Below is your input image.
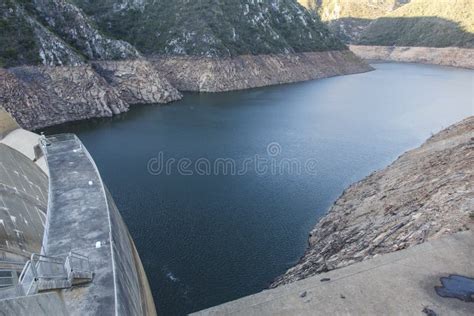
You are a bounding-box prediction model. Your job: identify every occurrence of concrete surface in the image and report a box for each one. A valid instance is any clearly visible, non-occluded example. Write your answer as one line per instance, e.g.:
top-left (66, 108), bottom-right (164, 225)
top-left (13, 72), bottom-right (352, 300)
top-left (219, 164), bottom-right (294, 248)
top-left (0, 108), bottom-right (47, 173)
top-left (0, 109), bottom-right (19, 139)
top-left (0, 292), bottom-right (68, 315)
top-left (41, 134), bottom-right (156, 315)
top-left (0, 129), bottom-right (47, 173)
top-left (0, 144), bottom-right (47, 269)
top-left (193, 231), bottom-right (474, 315)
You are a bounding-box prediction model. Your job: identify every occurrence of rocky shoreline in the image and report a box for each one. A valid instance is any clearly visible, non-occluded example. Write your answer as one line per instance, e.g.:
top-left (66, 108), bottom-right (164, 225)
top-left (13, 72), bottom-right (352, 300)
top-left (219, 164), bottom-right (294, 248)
top-left (0, 60), bottom-right (181, 130)
top-left (152, 51), bottom-right (371, 92)
top-left (350, 45), bottom-right (474, 69)
top-left (1, 51), bottom-right (371, 130)
top-left (271, 116), bottom-right (474, 287)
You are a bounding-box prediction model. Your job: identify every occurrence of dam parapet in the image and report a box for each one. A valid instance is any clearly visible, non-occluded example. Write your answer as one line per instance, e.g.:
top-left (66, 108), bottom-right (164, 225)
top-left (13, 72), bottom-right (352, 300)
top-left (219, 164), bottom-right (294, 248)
top-left (0, 120), bottom-right (155, 314)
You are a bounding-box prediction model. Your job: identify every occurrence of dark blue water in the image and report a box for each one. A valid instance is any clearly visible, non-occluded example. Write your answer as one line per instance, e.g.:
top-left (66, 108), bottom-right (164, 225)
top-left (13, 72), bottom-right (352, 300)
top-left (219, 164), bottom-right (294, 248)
top-left (42, 63), bottom-right (474, 315)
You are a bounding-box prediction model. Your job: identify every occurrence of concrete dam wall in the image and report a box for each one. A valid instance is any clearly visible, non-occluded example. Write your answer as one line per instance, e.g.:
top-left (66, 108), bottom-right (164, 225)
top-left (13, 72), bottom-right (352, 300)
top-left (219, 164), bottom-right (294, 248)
top-left (0, 111), bottom-right (156, 315)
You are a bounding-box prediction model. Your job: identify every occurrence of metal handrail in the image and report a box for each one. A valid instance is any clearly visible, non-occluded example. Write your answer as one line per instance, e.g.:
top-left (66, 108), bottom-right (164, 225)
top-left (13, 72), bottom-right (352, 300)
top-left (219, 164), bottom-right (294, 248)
top-left (18, 261), bottom-right (31, 283)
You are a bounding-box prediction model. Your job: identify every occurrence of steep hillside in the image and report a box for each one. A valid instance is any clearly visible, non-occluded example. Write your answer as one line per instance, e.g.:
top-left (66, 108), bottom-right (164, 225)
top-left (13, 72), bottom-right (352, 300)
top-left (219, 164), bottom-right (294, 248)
top-left (71, 0), bottom-right (345, 57)
top-left (1, 0), bottom-right (139, 67)
top-left (300, 0), bottom-right (408, 20)
top-left (358, 0), bottom-right (474, 48)
top-left (1, 1), bottom-right (41, 67)
top-left (298, 0), bottom-right (410, 42)
top-left (1, 0), bottom-right (371, 129)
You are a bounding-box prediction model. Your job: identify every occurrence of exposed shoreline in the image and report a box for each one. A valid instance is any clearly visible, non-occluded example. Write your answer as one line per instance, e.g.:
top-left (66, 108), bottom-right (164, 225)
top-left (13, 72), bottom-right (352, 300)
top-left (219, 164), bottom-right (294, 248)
top-left (0, 51), bottom-right (371, 130)
top-left (271, 116), bottom-right (474, 287)
top-left (152, 51), bottom-right (372, 92)
top-left (350, 45), bottom-right (474, 69)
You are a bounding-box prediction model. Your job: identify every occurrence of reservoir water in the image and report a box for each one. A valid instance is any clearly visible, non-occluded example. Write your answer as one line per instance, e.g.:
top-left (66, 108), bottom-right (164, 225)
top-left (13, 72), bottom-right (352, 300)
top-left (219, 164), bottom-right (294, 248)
top-left (42, 63), bottom-right (474, 315)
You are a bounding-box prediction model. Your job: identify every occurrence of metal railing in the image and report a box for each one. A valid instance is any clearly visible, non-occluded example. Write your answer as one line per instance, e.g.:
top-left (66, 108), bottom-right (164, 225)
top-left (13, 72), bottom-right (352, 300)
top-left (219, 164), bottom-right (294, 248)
top-left (0, 270), bottom-right (17, 289)
top-left (64, 252), bottom-right (91, 279)
top-left (13, 252), bottom-right (92, 297)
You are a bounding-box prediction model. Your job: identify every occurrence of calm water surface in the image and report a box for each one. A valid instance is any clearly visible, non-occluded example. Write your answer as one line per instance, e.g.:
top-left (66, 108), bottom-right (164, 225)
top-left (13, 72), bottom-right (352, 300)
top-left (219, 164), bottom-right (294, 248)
top-left (42, 63), bottom-right (474, 315)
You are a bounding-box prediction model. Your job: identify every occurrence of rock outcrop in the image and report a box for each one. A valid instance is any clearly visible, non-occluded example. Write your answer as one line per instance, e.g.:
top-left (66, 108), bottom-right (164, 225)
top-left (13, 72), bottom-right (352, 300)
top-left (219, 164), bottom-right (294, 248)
top-left (0, 66), bottom-right (128, 130)
top-left (350, 45), bottom-right (474, 70)
top-left (153, 50), bottom-right (371, 92)
top-left (271, 117), bottom-right (474, 287)
top-left (0, 61), bottom-right (184, 130)
top-left (92, 60), bottom-right (182, 104)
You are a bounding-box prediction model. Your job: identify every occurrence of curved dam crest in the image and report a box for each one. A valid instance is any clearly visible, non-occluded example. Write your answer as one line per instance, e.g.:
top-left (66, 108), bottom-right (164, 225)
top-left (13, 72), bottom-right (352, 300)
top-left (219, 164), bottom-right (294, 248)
top-left (41, 63), bottom-right (474, 315)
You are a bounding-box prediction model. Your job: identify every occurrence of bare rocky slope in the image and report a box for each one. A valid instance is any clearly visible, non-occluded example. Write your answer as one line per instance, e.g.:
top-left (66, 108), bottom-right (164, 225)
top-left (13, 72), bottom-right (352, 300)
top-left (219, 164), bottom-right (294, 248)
top-left (271, 116), bottom-right (474, 287)
top-left (92, 60), bottom-right (182, 104)
top-left (0, 66), bottom-right (128, 130)
top-left (153, 51), bottom-right (370, 92)
top-left (0, 62), bottom-right (181, 130)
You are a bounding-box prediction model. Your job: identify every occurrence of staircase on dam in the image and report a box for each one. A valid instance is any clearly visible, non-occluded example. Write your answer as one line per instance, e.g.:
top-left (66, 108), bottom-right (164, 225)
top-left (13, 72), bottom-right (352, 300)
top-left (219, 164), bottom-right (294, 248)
top-left (18, 252), bottom-right (93, 296)
top-left (0, 251), bottom-right (93, 300)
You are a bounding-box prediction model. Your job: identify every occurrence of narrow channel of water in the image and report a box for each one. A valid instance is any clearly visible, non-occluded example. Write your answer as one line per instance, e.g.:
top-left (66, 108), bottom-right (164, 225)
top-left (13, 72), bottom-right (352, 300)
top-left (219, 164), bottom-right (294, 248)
top-left (42, 63), bottom-right (474, 315)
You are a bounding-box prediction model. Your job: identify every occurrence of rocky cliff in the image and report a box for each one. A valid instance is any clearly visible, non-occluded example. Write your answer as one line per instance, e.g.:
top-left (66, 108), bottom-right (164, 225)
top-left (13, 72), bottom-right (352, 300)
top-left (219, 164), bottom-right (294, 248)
top-left (271, 116), bottom-right (474, 287)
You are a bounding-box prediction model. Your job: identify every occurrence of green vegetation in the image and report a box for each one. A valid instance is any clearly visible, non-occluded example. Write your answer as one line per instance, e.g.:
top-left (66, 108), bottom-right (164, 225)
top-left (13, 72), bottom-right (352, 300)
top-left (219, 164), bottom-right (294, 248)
top-left (358, 0), bottom-right (474, 47)
top-left (0, 1), bottom-right (40, 67)
top-left (302, 0), bottom-right (474, 48)
top-left (1, 0), bottom-right (346, 66)
top-left (71, 0), bottom-right (345, 57)
top-left (299, 0), bottom-right (407, 20)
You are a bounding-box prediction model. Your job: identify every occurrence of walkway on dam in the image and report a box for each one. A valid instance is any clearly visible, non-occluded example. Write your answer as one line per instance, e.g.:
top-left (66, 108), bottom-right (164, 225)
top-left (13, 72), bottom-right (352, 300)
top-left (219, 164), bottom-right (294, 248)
top-left (194, 231), bottom-right (473, 315)
top-left (36, 134), bottom-right (154, 315)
